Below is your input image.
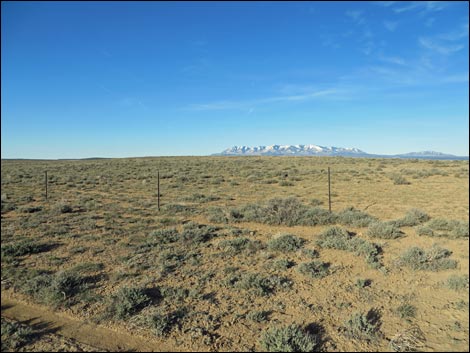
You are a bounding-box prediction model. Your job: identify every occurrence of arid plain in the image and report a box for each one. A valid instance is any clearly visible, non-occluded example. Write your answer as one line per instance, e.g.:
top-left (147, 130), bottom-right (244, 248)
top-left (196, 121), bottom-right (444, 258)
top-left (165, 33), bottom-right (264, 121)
top-left (1, 156), bottom-right (468, 352)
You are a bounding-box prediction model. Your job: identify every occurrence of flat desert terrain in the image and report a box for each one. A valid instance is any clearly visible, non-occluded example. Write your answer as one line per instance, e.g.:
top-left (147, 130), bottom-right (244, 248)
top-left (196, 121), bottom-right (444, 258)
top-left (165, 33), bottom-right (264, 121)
top-left (1, 156), bottom-right (468, 352)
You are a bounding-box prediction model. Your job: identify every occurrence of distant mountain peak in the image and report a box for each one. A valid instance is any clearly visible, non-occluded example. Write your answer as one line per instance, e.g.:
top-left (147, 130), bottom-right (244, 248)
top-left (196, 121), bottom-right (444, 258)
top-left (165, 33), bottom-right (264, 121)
top-left (219, 144), bottom-right (366, 156)
top-left (213, 145), bottom-right (467, 160)
top-left (398, 151), bottom-right (452, 156)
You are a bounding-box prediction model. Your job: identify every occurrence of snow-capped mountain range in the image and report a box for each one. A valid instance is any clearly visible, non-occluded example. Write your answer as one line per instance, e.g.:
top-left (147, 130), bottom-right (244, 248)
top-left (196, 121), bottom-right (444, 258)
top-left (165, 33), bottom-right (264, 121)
top-left (220, 144), bottom-right (365, 156)
top-left (214, 145), bottom-right (467, 159)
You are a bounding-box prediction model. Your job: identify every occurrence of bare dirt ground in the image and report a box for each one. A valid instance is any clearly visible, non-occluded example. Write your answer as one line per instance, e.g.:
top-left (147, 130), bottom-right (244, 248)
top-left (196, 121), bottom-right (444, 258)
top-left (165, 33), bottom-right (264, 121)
top-left (2, 294), bottom-right (172, 351)
top-left (1, 156), bottom-right (468, 352)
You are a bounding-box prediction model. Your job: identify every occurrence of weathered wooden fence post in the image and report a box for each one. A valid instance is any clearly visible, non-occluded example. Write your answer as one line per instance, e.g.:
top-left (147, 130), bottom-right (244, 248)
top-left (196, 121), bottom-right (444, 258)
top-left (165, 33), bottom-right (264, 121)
top-left (157, 170), bottom-right (160, 211)
top-left (328, 167), bottom-right (331, 212)
top-left (45, 171), bottom-right (48, 201)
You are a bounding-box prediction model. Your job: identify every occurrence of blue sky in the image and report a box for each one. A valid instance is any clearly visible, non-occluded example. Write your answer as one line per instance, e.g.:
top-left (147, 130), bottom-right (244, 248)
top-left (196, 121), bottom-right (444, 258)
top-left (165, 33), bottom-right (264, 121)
top-left (2, 1), bottom-right (469, 158)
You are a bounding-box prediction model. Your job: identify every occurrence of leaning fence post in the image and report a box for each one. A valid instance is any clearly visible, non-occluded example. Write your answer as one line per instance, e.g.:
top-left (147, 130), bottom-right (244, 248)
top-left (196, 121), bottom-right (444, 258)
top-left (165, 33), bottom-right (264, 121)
top-left (328, 167), bottom-right (331, 212)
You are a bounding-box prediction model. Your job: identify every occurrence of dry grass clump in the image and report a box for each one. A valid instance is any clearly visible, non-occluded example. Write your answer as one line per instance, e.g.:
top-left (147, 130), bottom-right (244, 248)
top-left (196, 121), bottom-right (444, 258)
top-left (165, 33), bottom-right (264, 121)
top-left (389, 174), bottom-right (411, 185)
top-left (394, 303), bottom-right (417, 320)
top-left (389, 325), bottom-right (426, 352)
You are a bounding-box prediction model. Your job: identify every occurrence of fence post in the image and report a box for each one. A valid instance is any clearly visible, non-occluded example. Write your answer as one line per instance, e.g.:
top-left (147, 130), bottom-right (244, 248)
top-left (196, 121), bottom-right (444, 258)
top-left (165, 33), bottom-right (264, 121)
top-left (45, 171), bottom-right (48, 201)
top-left (328, 167), bottom-right (331, 212)
top-left (157, 170), bottom-right (160, 211)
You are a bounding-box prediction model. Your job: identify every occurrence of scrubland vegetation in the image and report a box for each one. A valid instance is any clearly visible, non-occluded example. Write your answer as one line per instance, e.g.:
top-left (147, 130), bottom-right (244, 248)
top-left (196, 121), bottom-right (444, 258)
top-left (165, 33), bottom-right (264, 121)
top-left (1, 156), bottom-right (468, 352)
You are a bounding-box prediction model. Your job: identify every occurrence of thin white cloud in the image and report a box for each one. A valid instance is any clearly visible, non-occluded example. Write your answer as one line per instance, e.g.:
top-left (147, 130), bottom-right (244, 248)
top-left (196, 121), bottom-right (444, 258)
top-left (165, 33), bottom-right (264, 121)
top-left (267, 90), bottom-right (339, 102)
top-left (187, 89), bottom-right (342, 111)
top-left (394, 1), bottom-right (448, 14)
top-left (438, 23), bottom-right (469, 41)
top-left (383, 20), bottom-right (398, 32)
top-left (394, 2), bottom-right (421, 13)
top-left (419, 37), bottom-right (465, 55)
top-left (424, 1), bottom-right (448, 12)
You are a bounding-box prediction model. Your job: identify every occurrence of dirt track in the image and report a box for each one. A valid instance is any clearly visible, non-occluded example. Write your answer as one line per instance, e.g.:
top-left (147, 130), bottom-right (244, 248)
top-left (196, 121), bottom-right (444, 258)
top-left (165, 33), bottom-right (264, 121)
top-left (1, 293), bottom-right (177, 352)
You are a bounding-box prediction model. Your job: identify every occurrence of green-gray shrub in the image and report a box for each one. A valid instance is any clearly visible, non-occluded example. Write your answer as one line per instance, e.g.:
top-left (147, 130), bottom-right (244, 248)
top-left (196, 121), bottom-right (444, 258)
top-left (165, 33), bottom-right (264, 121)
top-left (262, 197), bottom-right (309, 226)
top-left (231, 273), bottom-right (292, 296)
top-left (298, 261), bottom-right (330, 279)
top-left (336, 207), bottom-right (376, 227)
top-left (301, 248), bottom-right (319, 259)
top-left (247, 310), bottom-right (270, 323)
top-left (452, 222), bottom-right (469, 238)
top-left (23, 269), bottom-right (87, 307)
top-left (302, 207), bottom-right (337, 226)
top-left (316, 227), bottom-right (382, 268)
top-left (107, 286), bottom-right (152, 319)
top-left (180, 222), bottom-right (218, 244)
top-left (18, 206), bottom-right (43, 213)
top-left (272, 259), bottom-right (295, 271)
top-left (416, 225), bottom-right (434, 237)
top-left (162, 203), bottom-right (197, 215)
top-left (315, 226), bottom-right (351, 250)
top-left (391, 209), bottom-right (430, 227)
top-left (427, 219), bottom-right (459, 231)
top-left (445, 275), bottom-right (469, 291)
top-left (417, 220), bottom-right (468, 238)
top-left (150, 228), bottom-right (179, 244)
top-left (147, 308), bottom-right (187, 336)
top-left (367, 222), bottom-right (404, 239)
top-left (394, 303), bottom-right (417, 319)
top-left (1, 240), bottom-right (48, 257)
top-left (398, 245), bottom-right (458, 271)
top-left (268, 234), bottom-right (306, 252)
top-left (260, 324), bottom-right (319, 352)
top-left (218, 237), bottom-right (261, 254)
top-left (207, 207), bottom-right (229, 223)
top-left (343, 310), bottom-right (381, 341)
top-left (1, 318), bottom-right (34, 351)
